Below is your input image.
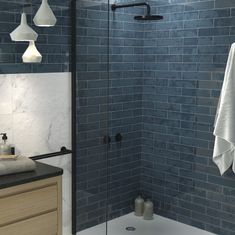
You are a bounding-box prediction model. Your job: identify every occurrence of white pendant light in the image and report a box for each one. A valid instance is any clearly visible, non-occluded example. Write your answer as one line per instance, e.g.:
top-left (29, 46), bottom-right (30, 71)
top-left (10, 13), bottom-right (38, 41)
top-left (33, 0), bottom-right (57, 27)
top-left (22, 41), bottom-right (42, 63)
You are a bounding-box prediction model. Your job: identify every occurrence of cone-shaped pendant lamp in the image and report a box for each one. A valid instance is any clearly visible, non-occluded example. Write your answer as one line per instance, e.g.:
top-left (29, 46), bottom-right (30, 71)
top-left (33, 0), bottom-right (57, 27)
top-left (22, 41), bottom-right (42, 63)
top-left (10, 13), bottom-right (38, 41)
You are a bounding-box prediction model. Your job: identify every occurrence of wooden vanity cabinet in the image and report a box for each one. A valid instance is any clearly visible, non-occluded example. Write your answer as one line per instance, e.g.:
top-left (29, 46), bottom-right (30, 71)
top-left (0, 176), bottom-right (62, 235)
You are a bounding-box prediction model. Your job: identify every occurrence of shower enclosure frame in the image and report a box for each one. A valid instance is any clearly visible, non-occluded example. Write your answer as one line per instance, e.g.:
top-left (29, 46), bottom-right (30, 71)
top-left (70, 0), bottom-right (162, 233)
top-left (71, 0), bottom-right (77, 234)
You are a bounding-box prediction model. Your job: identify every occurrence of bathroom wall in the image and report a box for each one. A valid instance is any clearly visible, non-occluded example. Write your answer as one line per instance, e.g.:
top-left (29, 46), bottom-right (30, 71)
top-left (0, 1), bottom-right (72, 234)
top-left (141, 0), bottom-right (235, 234)
top-left (0, 72), bottom-right (72, 234)
top-left (109, 0), bottom-right (143, 221)
top-left (0, 72), bottom-right (71, 156)
top-left (76, 0), bottom-right (143, 231)
top-left (0, 0), bottom-right (71, 154)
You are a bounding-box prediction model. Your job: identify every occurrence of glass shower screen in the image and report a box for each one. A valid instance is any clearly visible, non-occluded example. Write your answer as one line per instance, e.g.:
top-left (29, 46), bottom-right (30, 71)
top-left (75, 0), bottom-right (143, 234)
top-left (75, 0), bottom-right (110, 234)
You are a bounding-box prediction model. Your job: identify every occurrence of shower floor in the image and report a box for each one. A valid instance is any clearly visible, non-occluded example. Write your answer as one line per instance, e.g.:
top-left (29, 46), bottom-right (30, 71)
top-left (78, 213), bottom-right (215, 235)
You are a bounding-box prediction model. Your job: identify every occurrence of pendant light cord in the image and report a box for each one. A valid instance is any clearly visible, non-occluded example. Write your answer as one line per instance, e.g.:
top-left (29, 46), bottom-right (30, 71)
top-left (30, 0), bottom-right (33, 70)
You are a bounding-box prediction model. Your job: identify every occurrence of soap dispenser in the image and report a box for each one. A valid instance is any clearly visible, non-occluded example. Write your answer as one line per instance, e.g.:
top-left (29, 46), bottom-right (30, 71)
top-left (0, 133), bottom-right (11, 155)
top-left (143, 199), bottom-right (154, 220)
top-left (134, 195), bottom-right (144, 216)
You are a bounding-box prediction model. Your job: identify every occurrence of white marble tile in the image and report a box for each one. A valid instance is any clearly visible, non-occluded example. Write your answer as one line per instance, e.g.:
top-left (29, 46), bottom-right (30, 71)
top-left (0, 74), bottom-right (13, 115)
top-left (46, 111), bottom-right (71, 150)
top-left (0, 72), bottom-right (71, 156)
top-left (12, 111), bottom-right (71, 156)
top-left (12, 112), bottom-right (67, 156)
top-left (39, 154), bottom-right (72, 235)
top-left (12, 73), bottom-right (71, 115)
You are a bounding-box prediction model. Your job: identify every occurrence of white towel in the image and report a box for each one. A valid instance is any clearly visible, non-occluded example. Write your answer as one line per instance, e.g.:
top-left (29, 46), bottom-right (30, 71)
top-left (0, 156), bottom-right (36, 176)
top-left (213, 43), bottom-right (235, 175)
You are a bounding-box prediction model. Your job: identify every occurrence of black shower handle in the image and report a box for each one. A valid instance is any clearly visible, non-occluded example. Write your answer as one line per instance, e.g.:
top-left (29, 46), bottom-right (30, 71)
top-left (115, 133), bottom-right (123, 142)
top-left (103, 135), bottom-right (111, 144)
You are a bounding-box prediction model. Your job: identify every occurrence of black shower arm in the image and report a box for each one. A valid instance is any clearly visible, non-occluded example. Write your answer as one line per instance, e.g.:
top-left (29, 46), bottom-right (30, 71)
top-left (111, 2), bottom-right (151, 15)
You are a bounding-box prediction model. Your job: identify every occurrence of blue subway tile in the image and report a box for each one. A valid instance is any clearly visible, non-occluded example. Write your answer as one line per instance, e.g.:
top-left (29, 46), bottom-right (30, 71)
top-left (184, 19), bottom-right (213, 29)
top-left (199, 9), bottom-right (230, 19)
top-left (215, 0), bottom-right (235, 8)
top-left (199, 27), bottom-right (230, 36)
top-left (184, 1), bottom-right (214, 11)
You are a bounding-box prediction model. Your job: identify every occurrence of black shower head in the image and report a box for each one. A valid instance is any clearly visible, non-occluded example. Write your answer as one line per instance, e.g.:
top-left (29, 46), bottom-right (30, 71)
top-left (111, 3), bottom-right (163, 21)
top-left (134, 14), bottom-right (163, 20)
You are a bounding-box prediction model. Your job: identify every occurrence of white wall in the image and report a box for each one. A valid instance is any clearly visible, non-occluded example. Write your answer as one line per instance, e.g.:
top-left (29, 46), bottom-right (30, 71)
top-left (0, 72), bottom-right (71, 156)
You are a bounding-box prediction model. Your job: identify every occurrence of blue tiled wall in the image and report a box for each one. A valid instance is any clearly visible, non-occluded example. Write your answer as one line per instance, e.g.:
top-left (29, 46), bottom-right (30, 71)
top-left (0, 0), bottom-right (70, 74)
top-left (141, 0), bottom-right (235, 234)
top-left (76, 0), bottom-right (235, 234)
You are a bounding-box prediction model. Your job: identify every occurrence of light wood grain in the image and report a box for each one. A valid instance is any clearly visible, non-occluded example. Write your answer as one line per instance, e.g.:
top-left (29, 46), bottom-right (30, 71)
top-left (0, 176), bottom-right (62, 234)
top-left (0, 211), bottom-right (57, 235)
top-left (57, 176), bottom-right (62, 235)
top-left (0, 177), bottom-right (58, 198)
top-left (0, 185), bottom-right (57, 226)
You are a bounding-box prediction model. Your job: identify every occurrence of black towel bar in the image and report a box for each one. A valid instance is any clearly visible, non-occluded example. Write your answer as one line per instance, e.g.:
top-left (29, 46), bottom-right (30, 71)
top-left (30, 147), bottom-right (72, 160)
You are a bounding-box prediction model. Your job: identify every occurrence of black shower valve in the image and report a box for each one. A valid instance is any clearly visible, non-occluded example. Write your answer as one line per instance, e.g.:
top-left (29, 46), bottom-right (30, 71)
top-left (115, 133), bottom-right (123, 142)
top-left (103, 135), bottom-right (111, 144)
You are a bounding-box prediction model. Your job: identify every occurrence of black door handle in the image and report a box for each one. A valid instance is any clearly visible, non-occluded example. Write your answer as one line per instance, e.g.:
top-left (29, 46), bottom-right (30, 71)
top-left (115, 133), bottom-right (123, 142)
top-left (103, 135), bottom-right (111, 144)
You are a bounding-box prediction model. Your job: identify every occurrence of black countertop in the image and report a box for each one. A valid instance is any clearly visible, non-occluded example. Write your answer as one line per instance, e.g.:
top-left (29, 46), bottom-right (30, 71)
top-left (0, 161), bottom-right (63, 189)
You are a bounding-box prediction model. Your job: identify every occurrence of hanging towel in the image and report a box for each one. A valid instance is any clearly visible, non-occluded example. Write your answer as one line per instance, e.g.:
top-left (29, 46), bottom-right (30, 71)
top-left (213, 43), bottom-right (235, 175)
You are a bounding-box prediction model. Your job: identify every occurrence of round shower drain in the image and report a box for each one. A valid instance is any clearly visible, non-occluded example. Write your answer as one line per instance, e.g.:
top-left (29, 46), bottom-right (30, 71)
top-left (126, 227), bottom-right (136, 231)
